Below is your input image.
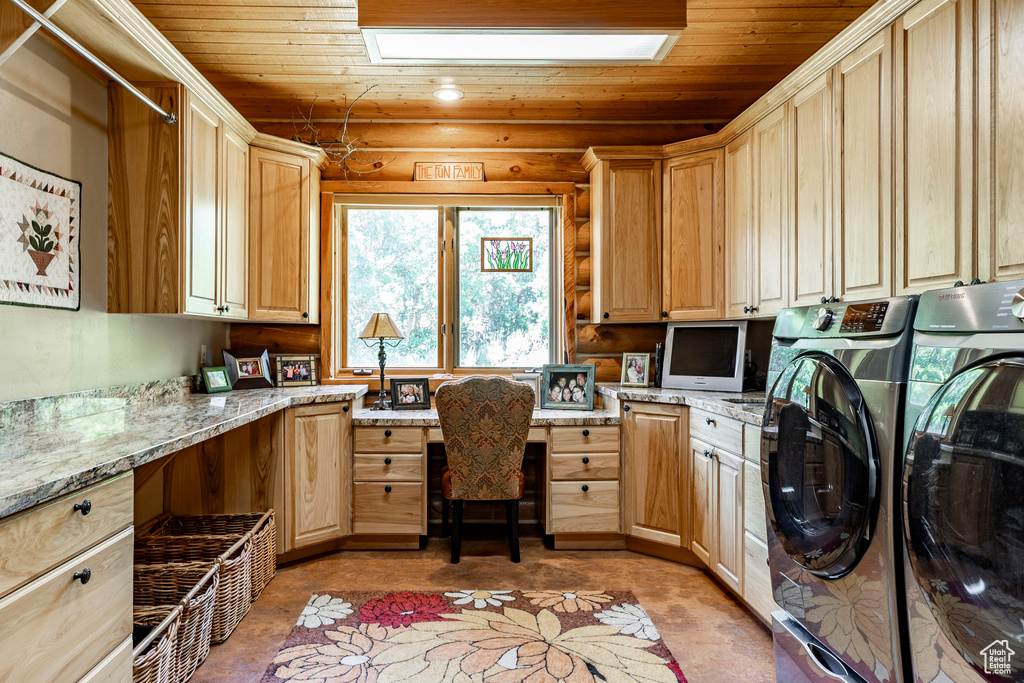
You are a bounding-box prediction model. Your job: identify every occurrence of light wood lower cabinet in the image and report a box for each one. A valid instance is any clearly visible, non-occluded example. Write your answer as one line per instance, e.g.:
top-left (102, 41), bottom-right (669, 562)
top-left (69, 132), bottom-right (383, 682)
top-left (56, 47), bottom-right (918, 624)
top-left (352, 482), bottom-right (425, 534)
top-left (77, 636), bottom-right (132, 683)
top-left (352, 426), bottom-right (426, 536)
top-left (690, 439), bottom-right (715, 566)
top-left (286, 403), bottom-right (351, 549)
top-left (742, 455), bottom-right (774, 625)
top-left (547, 426), bottom-right (621, 535)
top-left (623, 403), bottom-right (688, 547)
top-left (690, 436), bottom-right (745, 594)
top-left (548, 481), bottom-right (620, 533)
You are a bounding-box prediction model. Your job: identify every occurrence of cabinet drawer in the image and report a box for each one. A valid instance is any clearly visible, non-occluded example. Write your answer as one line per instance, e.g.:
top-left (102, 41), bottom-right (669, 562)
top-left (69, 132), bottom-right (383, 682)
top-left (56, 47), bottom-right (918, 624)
top-left (0, 473), bottom-right (133, 598)
top-left (743, 532), bottom-right (774, 625)
top-left (78, 636), bottom-right (131, 683)
top-left (550, 426), bottom-right (619, 453)
top-left (548, 481), bottom-right (620, 533)
top-left (550, 453), bottom-right (620, 481)
top-left (354, 454), bottom-right (423, 482)
top-left (743, 460), bottom-right (767, 543)
top-left (0, 528), bottom-right (133, 683)
top-left (352, 482), bottom-right (423, 534)
top-left (689, 408), bottom-right (744, 455)
top-left (354, 427), bottom-right (424, 453)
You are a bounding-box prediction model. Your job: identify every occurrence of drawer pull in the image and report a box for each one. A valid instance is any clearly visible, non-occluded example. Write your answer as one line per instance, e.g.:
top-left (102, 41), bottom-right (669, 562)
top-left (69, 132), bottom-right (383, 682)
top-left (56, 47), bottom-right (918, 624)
top-left (582, 429), bottom-right (590, 437)
top-left (73, 499), bottom-right (92, 516)
top-left (705, 417), bottom-right (716, 426)
top-left (581, 484), bottom-right (589, 492)
top-left (384, 429), bottom-right (392, 437)
top-left (582, 457), bottom-right (590, 464)
top-left (73, 567), bottom-right (91, 585)
top-left (384, 485), bottom-right (392, 493)
top-left (623, 405), bottom-right (631, 412)
top-left (384, 457), bottom-right (392, 465)
top-left (343, 405), bottom-right (349, 413)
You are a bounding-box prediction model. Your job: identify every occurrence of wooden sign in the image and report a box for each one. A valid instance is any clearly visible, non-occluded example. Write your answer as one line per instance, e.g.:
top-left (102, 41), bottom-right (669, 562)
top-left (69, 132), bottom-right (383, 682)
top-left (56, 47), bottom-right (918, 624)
top-left (414, 162), bottom-right (485, 182)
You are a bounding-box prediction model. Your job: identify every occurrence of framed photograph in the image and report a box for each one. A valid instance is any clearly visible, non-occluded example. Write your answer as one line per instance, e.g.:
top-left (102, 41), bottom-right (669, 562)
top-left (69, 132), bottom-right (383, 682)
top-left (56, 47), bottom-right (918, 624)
top-left (222, 348), bottom-right (274, 390)
top-left (275, 354), bottom-right (319, 387)
top-left (510, 373), bottom-right (542, 409)
top-left (540, 364), bottom-right (595, 411)
top-left (200, 366), bottom-right (232, 394)
top-left (620, 352), bottom-right (652, 388)
top-left (390, 378), bottom-right (430, 410)
top-left (481, 237), bottom-right (533, 272)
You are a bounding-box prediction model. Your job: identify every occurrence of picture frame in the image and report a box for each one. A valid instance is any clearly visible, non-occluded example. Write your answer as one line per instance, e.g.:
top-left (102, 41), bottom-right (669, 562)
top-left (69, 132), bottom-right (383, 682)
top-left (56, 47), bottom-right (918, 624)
top-left (480, 237), bottom-right (533, 272)
top-left (510, 373), bottom-right (542, 409)
top-left (620, 352), bottom-right (652, 388)
top-left (222, 348), bottom-right (274, 390)
top-left (275, 354), bottom-right (319, 387)
top-left (540, 364), bottom-right (595, 411)
top-left (200, 366), bottom-right (232, 394)
top-left (390, 378), bottom-right (430, 410)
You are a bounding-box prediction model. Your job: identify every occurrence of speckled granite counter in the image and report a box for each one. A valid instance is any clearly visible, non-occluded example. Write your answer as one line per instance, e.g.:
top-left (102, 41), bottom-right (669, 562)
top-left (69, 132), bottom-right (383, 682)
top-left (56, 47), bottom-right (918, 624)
top-left (597, 384), bottom-right (766, 427)
top-left (352, 407), bottom-right (620, 427)
top-left (0, 379), bottom-right (367, 519)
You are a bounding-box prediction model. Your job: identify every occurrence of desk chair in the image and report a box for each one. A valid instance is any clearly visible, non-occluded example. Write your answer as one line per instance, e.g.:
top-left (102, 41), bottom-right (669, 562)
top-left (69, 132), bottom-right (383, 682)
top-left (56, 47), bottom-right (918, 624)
top-left (435, 376), bottom-right (534, 564)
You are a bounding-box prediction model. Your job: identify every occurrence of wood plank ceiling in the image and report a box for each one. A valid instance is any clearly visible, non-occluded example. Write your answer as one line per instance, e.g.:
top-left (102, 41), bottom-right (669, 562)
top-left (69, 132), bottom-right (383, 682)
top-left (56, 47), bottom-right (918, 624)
top-left (130, 0), bottom-right (875, 125)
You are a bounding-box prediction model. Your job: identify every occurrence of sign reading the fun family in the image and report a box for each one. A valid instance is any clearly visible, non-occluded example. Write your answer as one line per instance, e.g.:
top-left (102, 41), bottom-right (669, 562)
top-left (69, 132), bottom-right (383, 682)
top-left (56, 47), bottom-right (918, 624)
top-left (481, 237), bottom-right (533, 273)
top-left (0, 152), bottom-right (81, 310)
top-left (414, 162), bottom-right (484, 182)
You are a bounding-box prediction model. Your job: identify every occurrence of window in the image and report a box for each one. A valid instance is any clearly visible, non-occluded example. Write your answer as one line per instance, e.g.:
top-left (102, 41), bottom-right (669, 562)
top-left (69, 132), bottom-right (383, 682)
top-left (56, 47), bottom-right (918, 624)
top-left (335, 196), bottom-right (559, 375)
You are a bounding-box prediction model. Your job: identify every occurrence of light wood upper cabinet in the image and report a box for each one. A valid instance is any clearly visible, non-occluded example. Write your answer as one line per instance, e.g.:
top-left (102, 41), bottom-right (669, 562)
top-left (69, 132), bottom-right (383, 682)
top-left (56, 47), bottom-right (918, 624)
top-left (894, 0), bottom-right (975, 294)
top-left (833, 29), bottom-right (894, 301)
top-left (753, 106), bottom-right (790, 317)
top-left (184, 97), bottom-right (220, 316)
top-left (220, 126), bottom-right (249, 319)
top-left (662, 150), bottom-right (725, 320)
top-left (623, 403), bottom-right (688, 547)
top-left (286, 402), bottom-right (351, 549)
top-left (724, 131), bottom-right (755, 318)
top-left (790, 74), bottom-right (833, 307)
top-left (249, 140), bottom-right (322, 323)
top-left (584, 152), bottom-right (663, 323)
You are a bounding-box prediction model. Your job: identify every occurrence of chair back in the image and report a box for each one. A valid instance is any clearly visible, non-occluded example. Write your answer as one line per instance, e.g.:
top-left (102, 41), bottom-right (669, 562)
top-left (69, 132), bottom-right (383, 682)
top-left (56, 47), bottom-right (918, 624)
top-left (435, 376), bottom-right (534, 500)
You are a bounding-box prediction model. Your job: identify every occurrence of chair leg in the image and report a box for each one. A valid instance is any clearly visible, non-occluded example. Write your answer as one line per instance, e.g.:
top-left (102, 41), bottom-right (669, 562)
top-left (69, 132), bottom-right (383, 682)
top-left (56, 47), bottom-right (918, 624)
top-left (441, 497), bottom-right (451, 538)
top-left (451, 500), bottom-right (463, 564)
top-left (505, 500), bottom-right (520, 563)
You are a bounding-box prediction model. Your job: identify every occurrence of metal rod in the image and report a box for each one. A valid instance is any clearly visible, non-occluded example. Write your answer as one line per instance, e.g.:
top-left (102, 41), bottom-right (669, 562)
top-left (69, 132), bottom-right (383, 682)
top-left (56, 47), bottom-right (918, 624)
top-left (7, 0), bottom-right (177, 125)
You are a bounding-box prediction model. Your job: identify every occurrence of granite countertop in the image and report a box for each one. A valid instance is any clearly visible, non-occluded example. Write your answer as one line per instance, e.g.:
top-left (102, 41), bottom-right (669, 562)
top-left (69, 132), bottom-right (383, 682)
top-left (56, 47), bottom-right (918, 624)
top-left (597, 384), bottom-right (767, 427)
top-left (0, 379), bottom-right (367, 519)
top-left (353, 407), bottom-right (620, 427)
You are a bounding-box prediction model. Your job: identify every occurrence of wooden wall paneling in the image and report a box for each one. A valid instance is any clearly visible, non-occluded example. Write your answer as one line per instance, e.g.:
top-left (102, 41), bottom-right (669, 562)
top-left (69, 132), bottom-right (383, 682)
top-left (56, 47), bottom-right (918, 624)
top-left (977, 0), bottom-right (1024, 281)
top-left (319, 192), bottom-right (336, 375)
top-left (894, 0), bottom-right (975, 294)
top-left (229, 323), bottom-right (321, 354)
top-left (575, 323), bottom-right (667, 356)
top-left (789, 72), bottom-right (834, 306)
top-left (219, 125), bottom-right (249, 319)
top-left (562, 192), bottom-right (577, 363)
top-left (753, 105), bottom-right (790, 316)
top-left (833, 29), bottom-right (894, 301)
top-left (183, 94), bottom-right (221, 316)
top-left (725, 131), bottom-right (753, 318)
top-left (577, 356), bottom-right (623, 383)
top-left (662, 149), bottom-right (725, 320)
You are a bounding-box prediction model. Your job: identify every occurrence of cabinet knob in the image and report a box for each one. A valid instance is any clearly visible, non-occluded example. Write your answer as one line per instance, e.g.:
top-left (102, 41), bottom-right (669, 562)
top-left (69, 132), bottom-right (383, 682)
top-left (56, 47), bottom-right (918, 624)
top-left (582, 429), bottom-right (590, 437)
top-left (705, 417), bottom-right (716, 426)
top-left (342, 405), bottom-right (349, 413)
top-left (703, 449), bottom-right (711, 458)
top-left (743, 306), bottom-right (750, 313)
top-left (623, 404), bottom-right (631, 412)
top-left (820, 297), bottom-right (828, 304)
top-left (661, 311), bottom-right (668, 318)
top-left (384, 485), bottom-right (392, 493)
top-left (302, 311), bottom-right (310, 319)
top-left (384, 429), bottom-right (392, 437)
top-left (73, 499), bottom-right (91, 516)
top-left (73, 568), bottom-right (91, 585)
top-left (602, 312), bottom-right (610, 319)
top-left (828, 296), bottom-right (838, 304)
top-left (582, 457), bottom-right (590, 464)
top-left (971, 278), bottom-right (984, 285)
top-left (581, 484), bottom-right (589, 492)
top-left (384, 457), bottom-right (392, 465)
top-left (751, 306), bottom-right (759, 314)
top-left (216, 306), bottom-right (225, 313)
top-left (223, 305), bottom-right (230, 313)
top-left (954, 280), bottom-right (965, 287)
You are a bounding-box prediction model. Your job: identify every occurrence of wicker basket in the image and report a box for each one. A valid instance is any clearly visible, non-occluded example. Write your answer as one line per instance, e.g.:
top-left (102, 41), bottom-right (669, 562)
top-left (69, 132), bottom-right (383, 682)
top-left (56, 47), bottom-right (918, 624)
top-left (132, 605), bottom-right (180, 683)
top-left (145, 510), bottom-right (277, 600)
top-left (135, 534), bottom-right (253, 644)
top-left (134, 563), bottom-right (219, 683)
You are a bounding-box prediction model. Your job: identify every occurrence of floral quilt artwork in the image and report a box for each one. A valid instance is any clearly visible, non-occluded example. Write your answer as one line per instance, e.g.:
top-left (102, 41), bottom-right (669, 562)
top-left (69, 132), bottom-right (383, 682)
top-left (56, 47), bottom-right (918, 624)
top-left (0, 152), bottom-right (81, 310)
top-left (264, 590), bottom-right (688, 683)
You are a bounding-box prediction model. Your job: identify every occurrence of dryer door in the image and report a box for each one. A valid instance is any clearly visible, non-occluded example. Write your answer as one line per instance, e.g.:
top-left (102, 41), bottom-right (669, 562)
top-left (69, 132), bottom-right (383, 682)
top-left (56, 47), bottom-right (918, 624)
top-left (762, 353), bottom-right (879, 579)
top-left (904, 358), bottom-right (1024, 681)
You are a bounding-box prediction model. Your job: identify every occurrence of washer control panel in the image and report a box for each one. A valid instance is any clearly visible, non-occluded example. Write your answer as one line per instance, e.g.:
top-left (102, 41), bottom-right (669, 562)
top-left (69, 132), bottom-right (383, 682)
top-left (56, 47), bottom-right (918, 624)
top-left (840, 301), bottom-right (890, 333)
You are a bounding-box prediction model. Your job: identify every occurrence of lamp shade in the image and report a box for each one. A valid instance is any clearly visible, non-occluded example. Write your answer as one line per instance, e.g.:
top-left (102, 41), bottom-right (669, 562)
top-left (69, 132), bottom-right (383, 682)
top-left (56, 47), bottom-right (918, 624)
top-left (358, 312), bottom-right (405, 340)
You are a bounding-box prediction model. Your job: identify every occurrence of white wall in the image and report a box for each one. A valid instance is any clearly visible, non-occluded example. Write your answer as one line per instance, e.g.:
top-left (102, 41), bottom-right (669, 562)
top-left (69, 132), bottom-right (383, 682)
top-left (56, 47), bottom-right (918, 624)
top-left (0, 36), bottom-right (228, 402)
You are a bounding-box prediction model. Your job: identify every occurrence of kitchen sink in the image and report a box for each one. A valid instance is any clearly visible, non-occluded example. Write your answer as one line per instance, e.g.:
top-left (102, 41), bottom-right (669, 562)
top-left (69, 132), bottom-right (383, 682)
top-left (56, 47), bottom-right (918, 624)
top-left (721, 397), bottom-right (765, 406)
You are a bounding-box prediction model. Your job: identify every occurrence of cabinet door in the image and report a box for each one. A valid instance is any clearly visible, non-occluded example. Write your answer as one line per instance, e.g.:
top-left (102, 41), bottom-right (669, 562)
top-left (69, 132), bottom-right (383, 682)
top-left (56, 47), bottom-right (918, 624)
top-left (895, 0), bottom-right (974, 294)
top-left (753, 106), bottom-right (789, 316)
top-left (593, 159), bottom-right (662, 323)
top-left (662, 150), bottom-right (724, 320)
top-left (833, 29), bottom-right (894, 301)
top-left (725, 131), bottom-right (754, 318)
top-left (689, 437), bottom-right (715, 566)
top-left (977, 0), bottom-right (1024, 281)
top-left (249, 147), bottom-right (311, 322)
top-left (183, 96), bottom-right (220, 316)
top-left (219, 126), bottom-right (248, 319)
top-left (714, 449), bottom-right (744, 593)
top-left (790, 74), bottom-right (833, 306)
top-left (624, 403), bottom-right (687, 546)
top-left (286, 403), bottom-right (350, 549)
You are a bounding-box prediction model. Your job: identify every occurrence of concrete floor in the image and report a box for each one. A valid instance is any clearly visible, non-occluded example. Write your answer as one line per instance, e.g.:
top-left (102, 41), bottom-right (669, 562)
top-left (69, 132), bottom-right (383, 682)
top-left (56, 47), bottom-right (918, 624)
top-left (193, 534), bottom-right (776, 683)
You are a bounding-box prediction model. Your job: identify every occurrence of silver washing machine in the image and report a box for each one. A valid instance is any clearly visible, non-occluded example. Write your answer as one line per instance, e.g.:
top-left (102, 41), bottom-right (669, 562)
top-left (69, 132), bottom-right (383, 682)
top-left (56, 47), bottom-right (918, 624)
top-left (902, 280), bottom-right (1024, 683)
top-left (762, 296), bottom-right (917, 683)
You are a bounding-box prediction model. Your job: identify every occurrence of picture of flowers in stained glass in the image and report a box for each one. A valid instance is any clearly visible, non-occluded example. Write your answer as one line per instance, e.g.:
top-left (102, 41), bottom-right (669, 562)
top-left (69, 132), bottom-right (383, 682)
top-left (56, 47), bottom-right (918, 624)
top-left (480, 237), bottom-right (533, 273)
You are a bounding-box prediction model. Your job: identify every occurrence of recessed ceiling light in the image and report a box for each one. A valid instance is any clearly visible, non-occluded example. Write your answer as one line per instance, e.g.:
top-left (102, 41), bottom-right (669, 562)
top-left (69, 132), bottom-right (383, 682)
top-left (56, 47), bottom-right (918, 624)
top-left (433, 86), bottom-right (464, 101)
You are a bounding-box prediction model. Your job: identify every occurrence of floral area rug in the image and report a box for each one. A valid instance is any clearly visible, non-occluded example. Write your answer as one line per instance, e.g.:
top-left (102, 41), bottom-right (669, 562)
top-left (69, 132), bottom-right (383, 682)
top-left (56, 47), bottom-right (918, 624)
top-left (262, 590), bottom-right (688, 683)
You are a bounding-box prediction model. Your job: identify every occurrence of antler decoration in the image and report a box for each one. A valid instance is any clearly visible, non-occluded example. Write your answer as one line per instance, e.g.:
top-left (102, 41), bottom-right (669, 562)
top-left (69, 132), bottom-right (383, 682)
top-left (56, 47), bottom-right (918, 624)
top-left (292, 85), bottom-right (394, 185)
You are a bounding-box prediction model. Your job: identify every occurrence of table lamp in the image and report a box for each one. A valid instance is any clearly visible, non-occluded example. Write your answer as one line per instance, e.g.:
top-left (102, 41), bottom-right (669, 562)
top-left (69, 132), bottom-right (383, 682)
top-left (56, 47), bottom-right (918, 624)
top-left (358, 312), bottom-right (405, 410)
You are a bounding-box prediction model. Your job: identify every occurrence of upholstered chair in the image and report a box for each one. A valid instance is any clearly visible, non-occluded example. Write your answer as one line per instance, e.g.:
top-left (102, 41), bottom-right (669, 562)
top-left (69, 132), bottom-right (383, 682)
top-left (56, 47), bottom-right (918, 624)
top-left (435, 375), bottom-right (535, 563)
